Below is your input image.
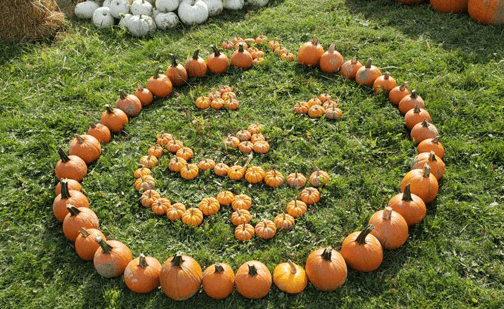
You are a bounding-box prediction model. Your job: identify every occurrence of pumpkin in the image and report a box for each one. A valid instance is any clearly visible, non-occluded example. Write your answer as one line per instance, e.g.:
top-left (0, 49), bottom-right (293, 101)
top-left (231, 43), bottom-right (253, 69)
top-left (319, 43), bottom-right (343, 73)
top-left (245, 166), bottom-right (266, 184)
top-left (231, 193), bottom-right (252, 211)
top-left (410, 119), bottom-right (439, 144)
top-left (109, 0), bottom-right (130, 18)
top-left (253, 140), bottom-right (270, 154)
top-left (115, 90), bottom-right (142, 118)
top-left (75, 228), bottom-right (105, 261)
top-left (185, 49), bottom-right (207, 78)
top-left (431, 0), bottom-right (468, 13)
top-left (274, 213), bottom-right (295, 230)
top-left (250, 133), bottom-right (265, 143)
top-left (274, 45), bottom-right (288, 56)
top-left (293, 101), bottom-right (309, 114)
top-left (268, 39), bottom-right (280, 50)
top-left (182, 208), bottom-right (204, 226)
top-left (155, 12), bottom-right (180, 30)
top-left (355, 58), bottom-right (382, 87)
top-left (198, 158), bottom-right (216, 170)
top-left (388, 82), bottom-right (410, 106)
top-left (180, 164), bottom-right (199, 180)
top-left (286, 200), bottom-right (307, 218)
top-left (309, 170), bottom-right (330, 187)
top-left (368, 207), bottom-right (409, 249)
top-left (255, 219), bottom-right (277, 240)
top-left (264, 170), bottom-right (284, 187)
top-left (140, 189), bottom-right (160, 208)
top-left (55, 178), bottom-right (82, 196)
top-left (151, 198), bottom-right (171, 215)
top-left (235, 261), bottom-right (272, 299)
top-left (286, 172), bottom-right (306, 188)
top-left (305, 247), bottom-right (347, 291)
top-left (398, 90), bottom-right (425, 115)
top-left (224, 136), bottom-right (240, 149)
top-left (176, 147), bottom-right (194, 161)
top-left (131, 0), bottom-right (153, 16)
top-left (217, 190), bottom-right (235, 206)
top-left (127, 14), bottom-right (156, 38)
top-left (225, 99), bottom-right (240, 110)
top-left (388, 184), bottom-right (427, 226)
top-left (93, 236), bottom-right (132, 278)
top-left (340, 57), bottom-right (363, 79)
top-left (168, 156), bottom-right (187, 172)
top-left (147, 144), bottom-right (164, 158)
top-left (231, 208), bottom-right (251, 226)
top-left (69, 134), bottom-right (101, 164)
top-left (247, 123), bottom-right (264, 134)
top-left (63, 205), bottom-right (99, 242)
top-left (235, 222), bottom-right (255, 241)
top-left (207, 45), bottom-right (229, 74)
top-left (411, 151), bottom-right (446, 180)
top-left (166, 203), bottom-right (186, 221)
top-left (417, 136), bottom-right (444, 158)
top-left (341, 225), bottom-right (383, 272)
top-left (468, 0), bottom-right (504, 25)
top-left (166, 54), bottom-right (188, 87)
top-left (372, 72), bottom-right (397, 94)
top-left (146, 67), bottom-right (173, 98)
top-left (298, 37), bottom-right (324, 67)
top-left (178, 0), bottom-right (209, 25)
top-left (394, 0), bottom-right (424, 4)
top-left (306, 97), bottom-right (321, 108)
top-left (100, 105), bottom-right (128, 133)
top-left (221, 39), bottom-right (234, 50)
top-left (214, 162), bottom-right (230, 176)
top-left (228, 165), bottom-right (245, 181)
top-left (198, 197), bottom-right (220, 216)
top-left (124, 254), bottom-right (162, 294)
top-left (139, 155), bottom-right (158, 168)
top-left (160, 253), bottom-right (203, 300)
top-left (75, 0), bottom-right (100, 19)
top-left (166, 139), bottom-right (184, 153)
top-left (55, 148), bottom-right (87, 181)
top-left (273, 261), bottom-right (308, 294)
top-left (134, 175), bottom-right (155, 191)
top-left (53, 181), bottom-right (90, 222)
top-left (325, 106), bottom-right (343, 120)
top-left (405, 105), bottom-right (432, 130)
top-left (156, 0), bottom-right (179, 12)
top-left (255, 34), bottom-right (268, 44)
top-left (203, 0), bottom-right (223, 16)
top-left (239, 141), bottom-right (254, 153)
top-left (202, 263), bottom-right (235, 299)
top-left (210, 97), bottom-right (225, 109)
top-left (323, 99), bottom-right (339, 109)
top-left (195, 96), bottom-right (210, 109)
top-left (236, 129), bottom-right (251, 141)
top-left (87, 123), bottom-right (111, 144)
top-left (400, 164), bottom-right (439, 203)
top-left (308, 105), bottom-right (325, 118)
top-left (300, 187), bottom-right (320, 205)
top-left (219, 84), bottom-right (233, 93)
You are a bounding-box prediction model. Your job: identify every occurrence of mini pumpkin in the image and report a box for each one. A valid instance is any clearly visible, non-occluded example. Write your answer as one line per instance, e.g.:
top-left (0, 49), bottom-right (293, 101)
top-left (198, 159), bottom-right (216, 170)
top-left (168, 156), bottom-right (187, 172)
top-left (355, 58), bottom-right (382, 87)
top-left (134, 175), bottom-right (155, 191)
top-left (139, 155), bottom-right (158, 168)
top-left (198, 197), bottom-right (220, 216)
top-left (224, 136), bottom-right (240, 149)
top-left (166, 139), bottom-right (184, 153)
top-left (286, 172), bottom-right (306, 188)
top-left (273, 261), bottom-right (308, 294)
top-left (63, 205), bottom-right (99, 242)
top-left (228, 165), bottom-right (245, 181)
top-left (151, 198), bottom-right (171, 215)
top-left (250, 133), bottom-right (265, 143)
top-left (309, 170), bottom-right (330, 187)
top-left (236, 129), bottom-right (251, 141)
top-left (231, 193), bottom-right (252, 211)
top-left (255, 219), bottom-right (277, 240)
top-left (147, 144), bottom-right (164, 158)
top-left (182, 208), bottom-right (204, 226)
top-left (245, 165), bottom-right (266, 184)
top-left (286, 200), bottom-right (307, 218)
top-left (405, 105), bottom-right (432, 130)
top-left (156, 133), bottom-right (174, 146)
top-left (231, 208), bottom-right (251, 226)
top-left (235, 222), bottom-right (255, 241)
top-left (264, 170), bottom-right (284, 187)
top-left (214, 162), bottom-right (230, 176)
top-left (293, 101), bottom-right (309, 114)
top-left (166, 203), bottom-right (186, 221)
top-left (274, 213), bottom-right (295, 230)
top-left (247, 123), bottom-right (264, 134)
top-left (140, 189), bottom-right (160, 208)
top-left (308, 105), bottom-right (325, 118)
top-left (176, 147), bottom-right (194, 161)
top-left (180, 164), bottom-right (199, 180)
top-left (225, 99), bottom-right (240, 110)
top-left (239, 141), bottom-right (254, 153)
top-left (253, 140), bottom-right (270, 154)
top-left (325, 106), bottom-right (343, 120)
top-left (300, 187), bottom-right (320, 205)
top-left (195, 96), bottom-right (210, 109)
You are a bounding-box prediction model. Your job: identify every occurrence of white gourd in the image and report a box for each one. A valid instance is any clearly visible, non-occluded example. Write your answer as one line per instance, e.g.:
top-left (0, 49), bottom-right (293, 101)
top-left (202, 0), bottom-right (223, 16)
top-left (223, 0), bottom-right (244, 10)
top-left (109, 0), bottom-right (130, 19)
top-left (119, 13), bottom-right (134, 29)
top-left (156, 0), bottom-right (180, 12)
top-left (154, 12), bottom-right (179, 30)
top-left (102, 0), bottom-right (112, 8)
top-left (131, 0), bottom-right (153, 16)
top-left (142, 15), bottom-right (157, 33)
top-left (178, 0), bottom-right (208, 25)
top-left (93, 7), bottom-right (115, 28)
top-left (126, 15), bottom-right (151, 37)
top-left (74, 1), bottom-right (100, 19)
top-left (247, 0), bottom-right (268, 6)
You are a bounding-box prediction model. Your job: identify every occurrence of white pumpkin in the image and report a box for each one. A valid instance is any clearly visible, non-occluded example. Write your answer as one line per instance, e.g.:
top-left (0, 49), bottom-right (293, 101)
top-left (247, 0), bottom-right (268, 6)
top-left (223, 0), bottom-right (243, 10)
top-left (156, 0), bottom-right (180, 12)
top-left (93, 7), bottom-right (115, 28)
top-left (143, 15), bottom-right (157, 33)
top-left (202, 0), bottom-right (222, 16)
top-left (178, 0), bottom-right (208, 25)
top-left (119, 13), bottom-right (134, 29)
top-left (102, 0), bottom-right (112, 8)
top-left (131, 0), bottom-right (153, 16)
top-left (126, 15), bottom-right (153, 37)
top-left (109, 0), bottom-right (130, 19)
top-left (155, 12), bottom-right (179, 29)
top-left (74, 1), bottom-right (100, 19)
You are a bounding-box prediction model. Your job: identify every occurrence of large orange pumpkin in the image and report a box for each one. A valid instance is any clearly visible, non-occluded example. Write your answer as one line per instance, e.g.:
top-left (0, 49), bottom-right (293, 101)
top-left (124, 254), bottom-right (162, 294)
top-left (305, 247), bottom-right (347, 291)
top-left (69, 134), bottom-right (101, 164)
top-left (235, 260), bottom-right (272, 299)
top-left (55, 148), bottom-right (87, 182)
top-left (160, 253), bottom-right (202, 301)
top-left (341, 225), bottom-right (383, 272)
top-left (202, 263), bottom-right (235, 299)
top-left (273, 260), bottom-right (308, 294)
top-left (400, 164), bottom-right (439, 203)
top-left (431, 0), bottom-right (468, 13)
top-left (388, 184), bottom-right (427, 226)
top-left (298, 37), bottom-right (324, 67)
top-left (368, 207), bottom-right (409, 250)
top-left (468, 0), bottom-right (504, 25)
top-left (62, 205), bottom-right (99, 242)
top-left (93, 237), bottom-right (132, 278)
top-left (166, 53), bottom-right (188, 87)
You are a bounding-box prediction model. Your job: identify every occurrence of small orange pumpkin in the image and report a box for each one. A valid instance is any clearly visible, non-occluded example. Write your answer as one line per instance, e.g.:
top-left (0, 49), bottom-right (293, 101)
top-left (300, 187), bottom-right (320, 205)
top-left (182, 208), bottom-right (204, 226)
top-left (217, 190), bottom-right (235, 206)
top-left (355, 58), bottom-right (382, 87)
top-left (124, 254), bottom-right (162, 294)
top-left (341, 225), bottom-right (383, 272)
top-left (228, 165), bottom-right (245, 181)
top-left (274, 213), bottom-right (295, 230)
top-left (372, 72), bottom-right (397, 94)
top-left (286, 172), bottom-right (306, 188)
top-left (245, 165), bottom-right (266, 184)
top-left (134, 175), bottom-right (156, 192)
top-left (319, 43), bottom-right (343, 73)
top-left (368, 207), bottom-right (409, 249)
top-left (235, 222), bottom-right (255, 241)
top-left (231, 194), bottom-right (252, 211)
top-left (198, 197), bottom-right (220, 216)
top-left (298, 37), bottom-right (324, 67)
top-left (405, 105), bottom-right (432, 130)
top-left (213, 163), bottom-right (230, 176)
top-left (69, 134), bottom-right (101, 164)
top-left (239, 141), bottom-right (254, 153)
top-left (55, 148), bottom-right (87, 182)
top-left (140, 189), bottom-right (160, 208)
top-left (231, 208), bottom-right (251, 226)
top-left (411, 151), bottom-right (446, 180)
top-left (151, 198), bottom-right (171, 215)
top-left (146, 67), bottom-right (173, 98)
top-left (139, 155), bottom-right (158, 169)
top-left (168, 156), bottom-right (187, 172)
top-left (166, 139), bottom-right (184, 153)
top-left (231, 43), bottom-right (253, 69)
top-left (286, 200), bottom-right (307, 218)
top-left (185, 49), bottom-right (207, 78)
top-left (53, 181), bottom-right (90, 222)
top-left (340, 57), bottom-right (362, 79)
top-left (166, 203), bottom-right (186, 221)
top-left (388, 184), bottom-right (427, 226)
top-left (176, 147), bottom-right (194, 161)
top-left (305, 247), bottom-right (347, 291)
top-left (410, 119), bottom-right (439, 144)
top-left (253, 140), bottom-right (270, 154)
top-left (100, 105), bottom-right (128, 133)
top-left (87, 123), bottom-right (111, 144)
top-left (400, 164), bottom-right (439, 203)
top-left (198, 159), bottom-right (216, 170)
top-left (134, 83), bottom-right (153, 106)
top-left (147, 144), bottom-right (164, 158)
top-left (236, 129), bottom-right (251, 141)
top-left (273, 261), bottom-right (308, 294)
top-left (388, 82), bottom-right (410, 106)
top-left (308, 105), bottom-right (326, 118)
top-left (309, 170), bottom-right (330, 187)
top-left (115, 90), bottom-right (142, 117)
top-left (180, 164), bottom-right (199, 180)
top-left (93, 236), bottom-right (132, 278)
top-left (55, 178), bottom-right (82, 196)
top-left (264, 170), bottom-right (284, 187)
top-left (417, 136), bottom-right (444, 159)
top-left (166, 53), bottom-right (188, 87)
top-left (75, 228), bottom-right (105, 261)
top-left (202, 263), bottom-right (235, 299)
top-left (255, 219), bottom-right (277, 240)
top-left (224, 136), bottom-right (240, 149)
top-left (293, 101), bottom-right (309, 114)
top-left (398, 90), bottom-right (425, 115)
top-left (325, 106), bottom-right (343, 120)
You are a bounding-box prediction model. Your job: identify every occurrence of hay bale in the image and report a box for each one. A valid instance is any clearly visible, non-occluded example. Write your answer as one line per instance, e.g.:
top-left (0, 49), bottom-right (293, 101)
top-left (0, 0), bottom-right (66, 42)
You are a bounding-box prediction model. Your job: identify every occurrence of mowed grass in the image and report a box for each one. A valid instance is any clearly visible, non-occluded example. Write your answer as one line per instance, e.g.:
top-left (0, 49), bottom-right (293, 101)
top-left (1, 0), bottom-right (504, 308)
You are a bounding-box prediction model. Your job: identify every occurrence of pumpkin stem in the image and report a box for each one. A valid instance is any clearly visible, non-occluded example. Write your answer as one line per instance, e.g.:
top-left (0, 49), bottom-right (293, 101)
top-left (211, 44), bottom-right (220, 57)
top-left (382, 207), bottom-right (393, 220)
top-left (119, 90), bottom-right (126, 100)
top-left (356, 225), bottom-right (374, 245)
top-left (214, 262), bottom-right (225, 273)
top-left (79, 227), bottom-right (90, 238)
top-left (170, 53), bottom-right (178, 67)
top-left (248, 264), bottom-right (258, 276)
top-left (321, 247), bottom-right (333, 260)
top-left (422, 164), bottom-right (432, 178)
top-left (432, 136), bottom-right (441, 143)
top-left (238, 43), bottom-right (244, 53)
top-left (421, 119), bottom-right (429, 128)
top-left (58, 148), bottom-right (70, 163)
top-left (413, 104), bottom-right (421, 113)
top-left (192, 49), bottom-right (200, 60)
top-left (287, 260), bottom-right (297, 274)
top-left (74, 134), bottom-right (85, 144)
top-left (351, 56), bottom-right (358, 64)
top-left (95, 236), bottom-right (113, 254)
top-left (365, 58), bottom-right (372, 68)
top-left (139, 254), bottom-right (148, 268)
top-left (328, 43), bottom-right (335, 53)
top-left (66, 204), bottom-right (81, 216)
top-left (60, 179), bottom-right (71, 199)
top-left (154, 67), bottom-right (161, 79)
top-left (137, 83), bottom-right (143, 91)
top-left (105, 104), bottom-right (114, 114)
top-left (311, 37), bottom-right (318, 46)
top-left (384, 72), bottom-right (390, 80)
top-left (172, 253), bottom-right (184, 267)
top-left (410, 90), bottom-right (417, 98)
top-left (89, 122), bottom-right (97, 129)
top-left (399, 82), bottom-right (408, 91)
top-left (402, 184), bottom-right (413, 201)
top-left (429, 151), bottom-right (437, 162)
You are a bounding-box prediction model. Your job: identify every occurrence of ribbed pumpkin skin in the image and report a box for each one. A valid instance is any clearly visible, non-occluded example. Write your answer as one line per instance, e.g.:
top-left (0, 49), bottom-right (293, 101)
top-left (305, 247), bottom-right (347, 291)
top-left (53, 189), bottom-right (90, 222)
top-left (160, 254), bottom-right (202, 301)
top-left (400, 167), bottom-right (439, 203)
top-left (69, 134), bottom-right (102, 164)
top-left (235, 261), bottom-right (272, 299)
top-left (341, 228), bottom-right (383, 272)
top-left (273, 261), bottom-right (308, 294)
top-left (93, 239), bottom-right (132, 278)
top-left (468, 0), bottom-right (504, 25)
top-left (202, 263), bottom-right (235, 299)
top-left (75, 228), bottom-right (105, 260)
top-left (411, 151), bottom-right (446, 180)
top-left (124, 255), bottom-right (162, 294)
top-left (431, 0), bottom-right (468, 13)
top-left (62, 207), bottom-right (99, 242)
top-left (368, 208), bottom-right (409, 250)
top-left (388, 185), bottom-right (427, 226)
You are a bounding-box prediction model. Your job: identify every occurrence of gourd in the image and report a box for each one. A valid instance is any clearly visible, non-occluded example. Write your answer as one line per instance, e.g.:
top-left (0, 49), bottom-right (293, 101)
top-left (160, 253), bottom-right (203, 300)
top-left (109, 0), bottom-right (130, 19)
top-left (75, 1), bottom-right (100, 19)
top-left (178, 0), bottom-right (209, 25)
top-left (131, 0), bottom-right (153, 16)
top-left (223, 0), bottom-right (245, 10)
top-left (92, 7), bottom-right (115, 28)
top-left (156, 0), bottom-right (180, 12)
top-left (203, 0), bottom-right (224, 16)
top-left (155, 12), bottom-right (179, 30)
top-left (235, 261), bottom-right (272, 299)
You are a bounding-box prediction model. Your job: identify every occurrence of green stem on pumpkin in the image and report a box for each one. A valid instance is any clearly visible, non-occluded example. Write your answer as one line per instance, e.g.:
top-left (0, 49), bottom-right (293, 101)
top-left (192, 49), bottom-right (200, 60)
top-left (60, 179), bottom-right (71, 199)
top-left (95, 236), bottom-right (112, 254)
top-left (211, 45), bottom-right (220, 57)
top-left (238, 43), bottom-right (244, 53)
top-left (170, 53), bottom-right (178, 67)
top-left (429, 151), bottom-right (437, 162)
top-left (58, 148), bottom-right (70, 163)
top-left (172, 253), bottom-right (184, 267)
top-left (139, 254), bottom-right (148, 268)
top-left (402, 184), bottom-right (413, 201)
top-left (79, 227), bottom-right (90, 238)
top-left (66, 204), bottom-right (81, 216)
top-left (214, 262), bottom-right (225, 273)
top-left (365, 58), bottom-right (372, 68)
top-left (410, 90), bottom-right (417, 98)
top-left (356, 225), bottom-right (374, 245)
top-left (322, 246), bottom-right (333, 260)
top-left (154, 67), bottom-right (161, 79)
top-left (119, 90), bottom-right (126, 100)
top-left (248, 264), bottom-right (258, 276)
top-left (105, 104), bottom-right (114, 113)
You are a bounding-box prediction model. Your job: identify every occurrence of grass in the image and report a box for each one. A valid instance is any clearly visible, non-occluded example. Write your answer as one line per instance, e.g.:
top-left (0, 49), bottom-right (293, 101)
top-left (1, 0), bottom-right (504, 308)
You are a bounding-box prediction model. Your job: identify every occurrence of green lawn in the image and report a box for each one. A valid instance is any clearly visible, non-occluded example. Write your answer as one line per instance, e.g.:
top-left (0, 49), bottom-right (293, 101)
top-left (1, 0), bottom-right (503, 308)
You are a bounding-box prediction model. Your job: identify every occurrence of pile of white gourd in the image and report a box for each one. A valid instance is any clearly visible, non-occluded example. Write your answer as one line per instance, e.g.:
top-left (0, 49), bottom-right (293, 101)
top-left (74, 0), bottom-right (270, 37)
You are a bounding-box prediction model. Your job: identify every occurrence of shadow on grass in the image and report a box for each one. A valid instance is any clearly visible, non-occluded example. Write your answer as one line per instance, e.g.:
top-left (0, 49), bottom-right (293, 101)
top-left (345, 0), bottom-right (504, 64)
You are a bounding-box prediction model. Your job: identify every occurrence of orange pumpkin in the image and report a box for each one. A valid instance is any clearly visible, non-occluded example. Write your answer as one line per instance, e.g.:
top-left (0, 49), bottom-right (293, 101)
top-left (236, 129), bottom-right (251, 141)
top-left (388, 184), bottom-right (427, 226)
top-left (168, 156), bottom-right (187, 172)
top-left (231, 208), bottom-right (251, 226)
top-left (75, 228), bottom-right (105, 261)
top-left (160, 254), bottom-right (202, 301)
top-left (214, 162), bottom-right (230, 176)
top-left (247, 123), bottom-right (264, 134)
top-left (411, 151), bottom-right (446, 180)
top-left (250, 133), bottom-right (265, 143)
top-left (341, 225), bottom-right (383, 272)
top-left (180, 164), bottom-right (199, 180)
top-left (146, 67), bottom-right (173, 98)
top-left (300, 187), bottom-right (320, 205)
top-left (273, 261), bottom-right (308, 294)
top-left (202, 263), bottom-right (235, 299)
top-left (293, 101), bottom-right (309, 114)
top-left (55, 148), bottom-right (87, 182)
top-left (69, 134), bottom-right (101, 164)
top-left (255, 219), bottom-right (277, 240)
top-left (139, 155), bottom-right (158, 169)
top-left (308, 105), bottom-right (325, 118)
top-left (134, 83), bottom-right (153, 106)
top-left (53, 181), bottom-right (90, 222)
top-left (224, 136), bottom-right (240, 149)
top-left (235, 261), bottom-right (272, 299)
top-left (340, 57), bottom-right (362, 79)
top-left (410, 119), bottom-right (439, 144)
top-left (140, 189), bottom-right (159, 208)
top-left (166, 53), bottom-right (188, 87)
top-left (198, 159), bottom-right (216, 170)
top-left (264, 170), bottom-right (284, 187)
top-left (216, 190), bottom-right (234, 206)
top-left (176, 147), bottom-right (193, 161)
top-left (182, 208), bottom-right (204, 226)
top-left (100, 105), bottom-right (128, 133)
top-left (388, 82), bottom-right (410, 106)
top-left (245, 165), bottom-right (266, 184)
top-left (198, 197), bottom-right (220, 216)
top-left (400, 164), bottom-right (439, 203)
top-left (147, 144), bottom-right (164, 158)
top-left (166, 139), bottom-right (184, 153)
top-left (239, 141), bottom-right (254, 153)
top-left (231, 43), bottom-right (253, 69)
top-left (186, 49), bottom-right (207, 78)
top-left (156, 132), bottom-right (173, 146)
top-left (151, 198), bottom-right (171, 215)
top-left (305, 247), bottom-right (347, 291)
top-left (115, 90), bottom-right (142, 117)
top-left (468, 0), bottom-right (504, 25)
top-left (368, 207), bottom-right (409, 249)
top-left (134, 167), bottom-right (151, 179)
top-left (87, 123), bottom-right (111, 144)
top-left (134, 175), bottom-right (155, 192)
top-left (166, 203), bottom-right (186, 221)
top-left (62, 205), bottom-right (99, 242)
top-left (355, 58), bottom-right (382, 87)
top-left (325, 107), bottom-right (343, 120)
top-left (309, 170), bottom-right (330, 187)
top-left (195, 96), bottom-right (210, 109)
top-left (298, 37), bottom-right (324, 67)
top-left (93, 236), bottom-right (132, 278)
top-left (235, 222), bottom-right (255, 241)
top-left (207, 45), bottom-right (229, 74)
top-left (417, 136), bottom-right (444, 159)
top-left (286, 172), bottom-right (306, 188)
top-left (372, 72), bottom-right (397, 94)
top-left (286, 200), bottom-right (307, 218)
top-left (231, 194), bottom-right (252, 211)
top-left (54, 178), bottom-right (82, 196)
top-left (124, 254), bottom-right (162, 294)
top-left (274, 213), bottom-right (295, 230)
top-left (431, 0), bottom-right (468, 14)
top-left (405, 105), bottom-right (432, 130)
top-left (398, 90), bottom-right (425, 115)
top-left (252, 140), bottom-right (270, 154)
top-left (228, 165), bottom-right (245, 181)
top-left (319, 43), bottom-right (343, 73)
